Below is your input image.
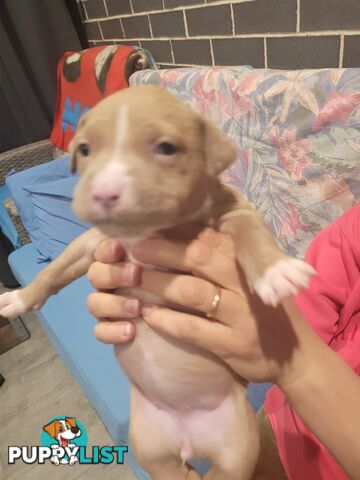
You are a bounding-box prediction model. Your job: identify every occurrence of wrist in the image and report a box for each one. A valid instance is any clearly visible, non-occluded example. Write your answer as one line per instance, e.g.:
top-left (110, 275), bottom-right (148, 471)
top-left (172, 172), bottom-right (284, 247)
top-left (273, 298), bottom-right (317, 390)
top-left (275, 346), bottom-right (309, 392)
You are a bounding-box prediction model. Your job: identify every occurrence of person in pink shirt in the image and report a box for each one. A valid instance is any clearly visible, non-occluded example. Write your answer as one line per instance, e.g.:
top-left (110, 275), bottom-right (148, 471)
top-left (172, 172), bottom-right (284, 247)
top-left (264, 203), bottom-right (360, 480)
top-left (87, 204), bottom-right (360, 480)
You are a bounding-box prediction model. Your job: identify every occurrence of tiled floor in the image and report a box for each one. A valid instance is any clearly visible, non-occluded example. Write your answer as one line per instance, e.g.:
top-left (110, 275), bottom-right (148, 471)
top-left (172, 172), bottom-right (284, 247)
top-left (0, 286), bottom-right (136, 480)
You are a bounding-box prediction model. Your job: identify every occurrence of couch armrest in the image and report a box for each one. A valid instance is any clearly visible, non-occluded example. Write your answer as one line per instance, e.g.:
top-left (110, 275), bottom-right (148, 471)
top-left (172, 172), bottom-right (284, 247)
top-left (0, 139), bottom-right (54, 185)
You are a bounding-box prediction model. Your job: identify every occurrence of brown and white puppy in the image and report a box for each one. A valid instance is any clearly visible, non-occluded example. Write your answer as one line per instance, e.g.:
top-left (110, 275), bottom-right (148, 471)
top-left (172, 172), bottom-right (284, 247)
top-left (0, 86), bottom-right (314, 479)
top-left (43, 417), bottom-right (81, 465)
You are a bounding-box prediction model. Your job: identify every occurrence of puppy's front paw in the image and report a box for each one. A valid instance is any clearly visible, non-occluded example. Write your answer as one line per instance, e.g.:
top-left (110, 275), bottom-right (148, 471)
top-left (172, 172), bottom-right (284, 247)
top-left (50, 456), bottom-right (60, 466)
top-left (0, 290), bottom-right (26, 318)
top-left (254, 258), bottom-right (316, 307)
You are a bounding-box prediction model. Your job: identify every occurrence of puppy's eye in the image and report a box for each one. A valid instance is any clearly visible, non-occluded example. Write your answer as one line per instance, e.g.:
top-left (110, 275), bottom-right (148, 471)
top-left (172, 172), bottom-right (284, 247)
top-left (59, 426), bottom-right (64, 432)
top-left (155, 142), bottom-right (178, 156)
top-left (78, 143), bottom-right (90, 157)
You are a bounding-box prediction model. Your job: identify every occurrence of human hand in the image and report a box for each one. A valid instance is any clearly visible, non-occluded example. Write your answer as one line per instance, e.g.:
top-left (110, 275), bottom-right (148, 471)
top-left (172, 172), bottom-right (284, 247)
top-left (87, 239), bottom-right (142, 344)
top-left (88, 229), bottom-right (306, 386)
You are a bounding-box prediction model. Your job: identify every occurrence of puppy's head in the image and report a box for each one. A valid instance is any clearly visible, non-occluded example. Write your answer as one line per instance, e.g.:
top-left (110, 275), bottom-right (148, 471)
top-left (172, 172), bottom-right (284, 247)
top-left (43, 418), bottom-right (81, 447)
top-left (70, 85), bottom-right (237, 237)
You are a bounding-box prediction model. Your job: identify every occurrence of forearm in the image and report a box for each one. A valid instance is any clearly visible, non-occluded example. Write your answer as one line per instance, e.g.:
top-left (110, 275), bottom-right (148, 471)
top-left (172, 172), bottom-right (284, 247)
top-left (279, 300), bottom-right (360, 479)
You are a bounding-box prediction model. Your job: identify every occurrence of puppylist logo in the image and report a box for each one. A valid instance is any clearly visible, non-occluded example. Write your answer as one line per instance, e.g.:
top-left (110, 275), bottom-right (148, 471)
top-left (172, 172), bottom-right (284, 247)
top-left (8, 416), bottom-right (128, 466)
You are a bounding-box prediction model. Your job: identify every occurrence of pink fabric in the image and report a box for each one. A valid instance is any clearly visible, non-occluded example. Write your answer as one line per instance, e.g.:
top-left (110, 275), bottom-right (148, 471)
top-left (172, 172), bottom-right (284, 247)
top-left (265, 203), bottom-right (360, 479)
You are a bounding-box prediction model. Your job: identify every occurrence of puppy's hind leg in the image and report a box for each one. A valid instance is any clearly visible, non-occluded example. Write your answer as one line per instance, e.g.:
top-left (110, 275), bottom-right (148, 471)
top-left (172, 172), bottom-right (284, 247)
top-left (129, 386), bottom-right (201, 480)
top-left (204, 386), bottom-right (259, 480)
top-left (147, 458), bottom-right (201, 480)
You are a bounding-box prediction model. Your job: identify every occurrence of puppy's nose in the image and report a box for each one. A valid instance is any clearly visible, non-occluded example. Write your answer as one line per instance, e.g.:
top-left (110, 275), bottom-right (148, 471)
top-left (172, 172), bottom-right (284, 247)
top-left (91, 177), bottom-right (121, 210)
top-left (92, 189), bottom-right (120, 209)
top-left (91, 163), bottom-right (129, 211)
top-left (71, 427), bottom-right (79, 434)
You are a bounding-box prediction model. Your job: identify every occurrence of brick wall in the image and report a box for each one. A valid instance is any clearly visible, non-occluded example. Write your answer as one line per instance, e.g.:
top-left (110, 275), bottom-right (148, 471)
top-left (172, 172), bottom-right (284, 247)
top-left (77, 0), bottom-right (360, 69)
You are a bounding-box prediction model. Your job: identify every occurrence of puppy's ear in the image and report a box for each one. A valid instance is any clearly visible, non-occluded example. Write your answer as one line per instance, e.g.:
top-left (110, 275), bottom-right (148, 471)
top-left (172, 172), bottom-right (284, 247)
top-left (201, 117), bottom-right (237, 177)
top-left (43, 420), bottom-right (60, 439)
top-left (65, 417), bottom-right (77, 428)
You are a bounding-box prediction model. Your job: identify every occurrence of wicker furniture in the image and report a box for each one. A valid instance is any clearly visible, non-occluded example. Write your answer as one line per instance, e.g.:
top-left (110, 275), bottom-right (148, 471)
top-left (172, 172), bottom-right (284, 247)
top-left (0, 139), bottom-right (59, 245)
top-left (0, 140), bottom-right (56, 351)
top-left (0, 139), bottom-right (54, 185)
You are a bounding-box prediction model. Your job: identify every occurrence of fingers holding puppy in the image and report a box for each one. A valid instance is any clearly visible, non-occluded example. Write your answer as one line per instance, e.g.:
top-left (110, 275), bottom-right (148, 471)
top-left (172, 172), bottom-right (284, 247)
top-left (141, 270), bottom-right (242, 326)
top-left (88, 231), bottom-right (242, 349)
top-left (94, 320), bottom-right (136, 344)
top-left (88, 292), bottom-right (140, 344)
top-left (88, 292), bottom-right (141, 318)
top-left (88, 261), bottom-right (142, 290)
top-left (132, 235), bottom-right (241, 293)
top-left (88, 239), bottom-right (142, 346)
top-left (93, 238), bottom-right (125, 263)
top-left (89, 238), bottom-right (142, 290)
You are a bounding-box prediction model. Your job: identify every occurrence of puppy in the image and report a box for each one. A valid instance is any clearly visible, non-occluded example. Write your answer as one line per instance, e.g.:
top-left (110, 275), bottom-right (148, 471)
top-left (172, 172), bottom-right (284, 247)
top-left (0, 86), bottom-right (314, 479)
top-left (43, 417), bottom-right (81, 465)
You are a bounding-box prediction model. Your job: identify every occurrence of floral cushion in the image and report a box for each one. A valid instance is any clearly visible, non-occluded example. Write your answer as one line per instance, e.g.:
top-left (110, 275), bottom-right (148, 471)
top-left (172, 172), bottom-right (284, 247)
top-left (131, 67), bottom-right (360, 258)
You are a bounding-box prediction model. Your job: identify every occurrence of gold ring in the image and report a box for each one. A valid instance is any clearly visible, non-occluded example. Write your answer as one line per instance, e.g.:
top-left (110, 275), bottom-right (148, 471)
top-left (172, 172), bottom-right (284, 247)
top-left (206, 288), bottom-right (222, 319)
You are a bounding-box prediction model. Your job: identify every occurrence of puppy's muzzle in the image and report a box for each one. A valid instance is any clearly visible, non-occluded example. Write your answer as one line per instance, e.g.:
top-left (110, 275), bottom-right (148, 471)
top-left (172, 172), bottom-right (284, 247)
top-left (92, 189), bottom-right (120, 210)
top-left (90, 163), bottom-right (129, 213)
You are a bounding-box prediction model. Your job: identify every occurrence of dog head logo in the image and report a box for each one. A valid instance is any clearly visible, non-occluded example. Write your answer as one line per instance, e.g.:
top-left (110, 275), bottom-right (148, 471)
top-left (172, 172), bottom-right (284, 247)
top-left (43, 417), bottom-right (81, 448)
top-left (42, 416), bottom-right (87, 465)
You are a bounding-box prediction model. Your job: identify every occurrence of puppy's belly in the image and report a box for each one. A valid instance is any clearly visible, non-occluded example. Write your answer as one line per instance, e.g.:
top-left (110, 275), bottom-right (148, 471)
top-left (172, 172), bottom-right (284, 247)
top-left (132, 385), bottom-right (248, 463)
top-left (114, 297), bottom-right (239, 411)
top-left (114, 280), bottom-right (250, 464)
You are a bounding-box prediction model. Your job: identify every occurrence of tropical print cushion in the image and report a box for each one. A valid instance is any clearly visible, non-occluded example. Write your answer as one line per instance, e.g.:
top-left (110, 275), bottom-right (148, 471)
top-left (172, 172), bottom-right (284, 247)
top-left (131, 67), bottom-right (360, 258)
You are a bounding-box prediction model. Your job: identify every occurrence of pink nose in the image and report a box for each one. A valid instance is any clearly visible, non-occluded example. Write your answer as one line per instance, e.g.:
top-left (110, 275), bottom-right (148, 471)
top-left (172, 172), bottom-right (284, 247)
top-left (92, 191), bottom-right (120, 209)
top-left (91, 163), bottom-right (126, 211)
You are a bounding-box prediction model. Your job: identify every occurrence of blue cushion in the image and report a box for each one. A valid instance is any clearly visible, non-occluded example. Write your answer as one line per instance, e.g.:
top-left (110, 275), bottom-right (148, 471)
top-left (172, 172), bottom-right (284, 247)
top-left (0, 184), bottom-right (22, 248)
top-left (6, 155), bottom-right (73, 260)
top-left (247, 382), bottom-right (272, 412)
top-left (24, 177), bottom-right (90, 260)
